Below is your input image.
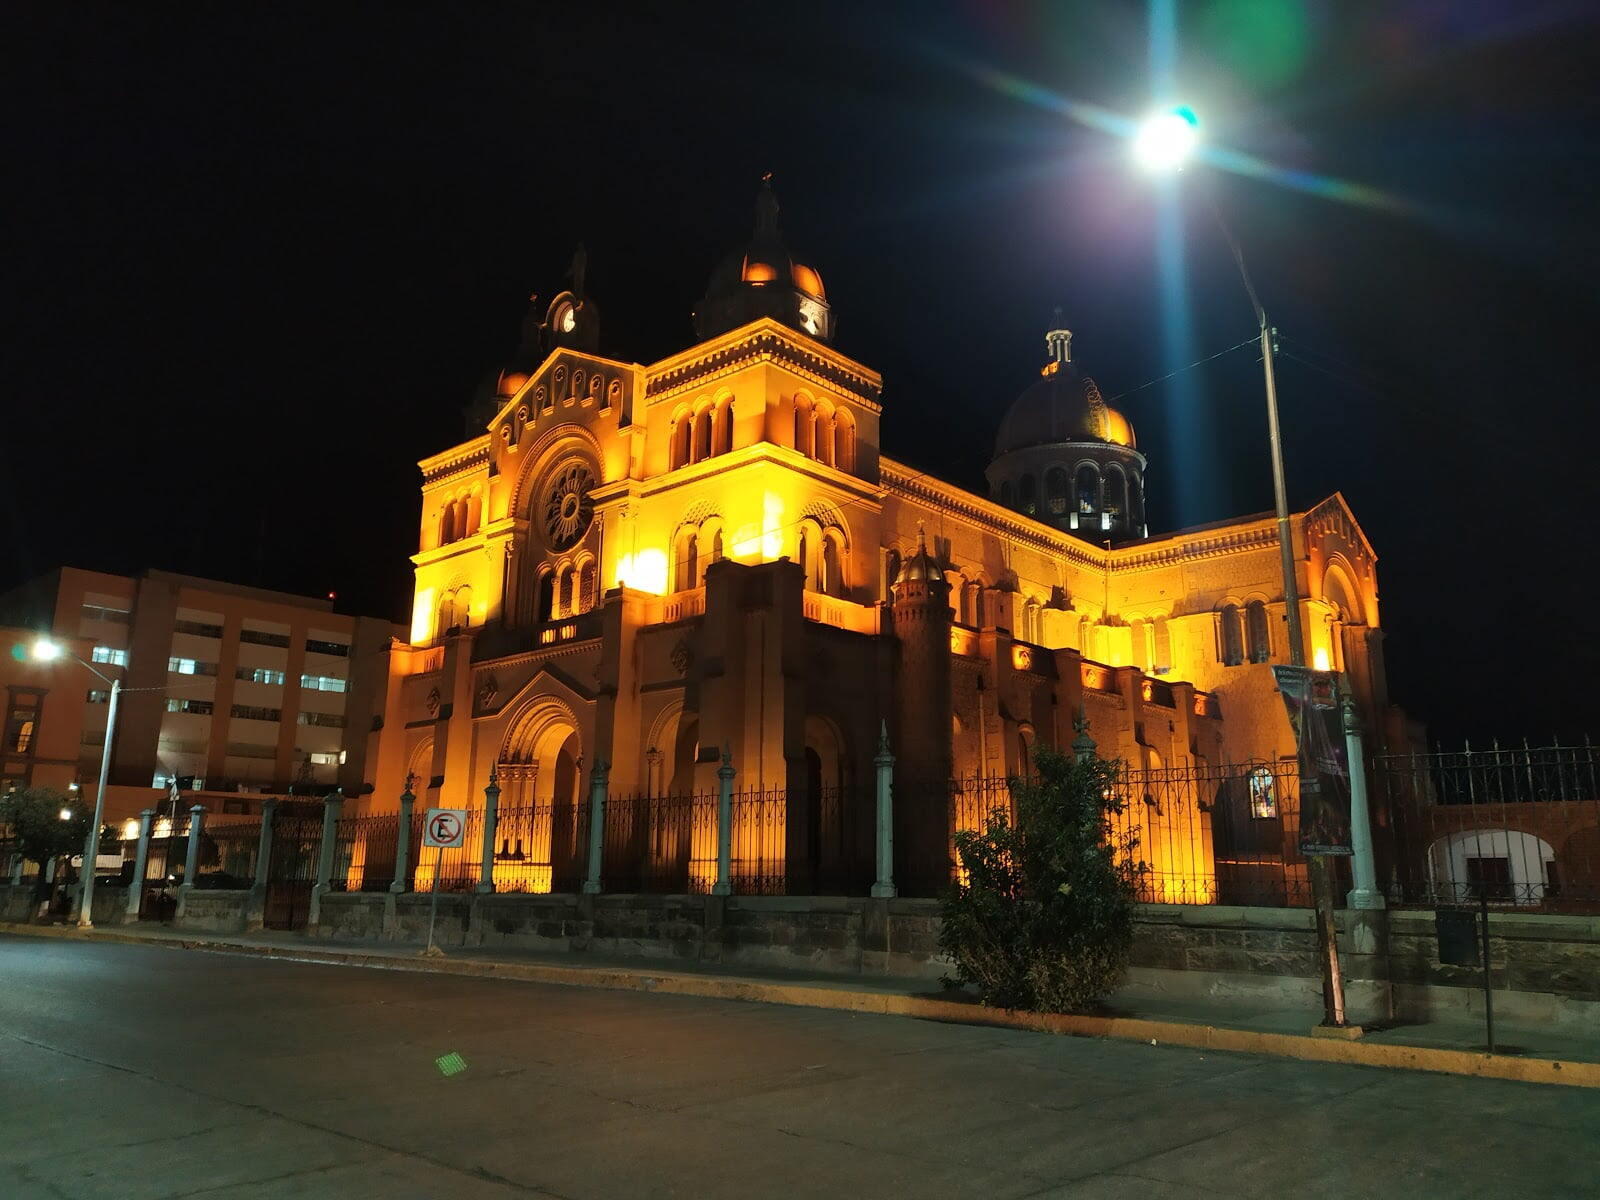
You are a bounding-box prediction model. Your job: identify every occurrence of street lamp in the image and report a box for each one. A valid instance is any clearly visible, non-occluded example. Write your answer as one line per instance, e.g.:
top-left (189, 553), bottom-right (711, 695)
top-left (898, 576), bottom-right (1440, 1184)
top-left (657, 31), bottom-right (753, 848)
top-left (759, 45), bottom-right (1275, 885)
top-left (32, 639), bottom-right (120, 929)
top-left (1132, 110), bottom-right (1345, 1027)
top-left (1131, 106), bottom-right (1307, 668)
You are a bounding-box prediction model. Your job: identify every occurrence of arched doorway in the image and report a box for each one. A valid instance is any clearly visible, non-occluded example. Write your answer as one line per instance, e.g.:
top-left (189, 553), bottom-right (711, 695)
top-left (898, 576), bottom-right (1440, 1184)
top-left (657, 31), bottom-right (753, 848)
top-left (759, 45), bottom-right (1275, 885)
top-left (498, 699), bottom-right (585, 893)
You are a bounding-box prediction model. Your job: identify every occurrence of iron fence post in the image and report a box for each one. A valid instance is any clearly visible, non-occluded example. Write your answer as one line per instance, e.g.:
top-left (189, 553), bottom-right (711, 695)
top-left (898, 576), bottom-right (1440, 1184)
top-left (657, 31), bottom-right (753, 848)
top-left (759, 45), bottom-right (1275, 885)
top-left (582, 759), bottom-right (607, 895)
top-left (872, 722), bottom-right (896, 899)
top-left (308, 791), bottom-right (344, 927)
top-left (124, 808), bottom-right (155, 919)
top-left (1342, 698), bottom-right (1384, 910)
top-left (476, 766), bottom-right (501, 895)
top-left (390, 778), bottom-right (415, 894)
top-left (713, 748), bottom-right (734, 897)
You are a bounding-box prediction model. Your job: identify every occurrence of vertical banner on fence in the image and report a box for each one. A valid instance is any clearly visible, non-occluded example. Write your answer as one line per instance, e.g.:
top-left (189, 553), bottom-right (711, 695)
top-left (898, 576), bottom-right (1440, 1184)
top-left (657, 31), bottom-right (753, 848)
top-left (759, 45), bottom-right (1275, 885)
top-left (1272, 666), bottom-right (1353, 856)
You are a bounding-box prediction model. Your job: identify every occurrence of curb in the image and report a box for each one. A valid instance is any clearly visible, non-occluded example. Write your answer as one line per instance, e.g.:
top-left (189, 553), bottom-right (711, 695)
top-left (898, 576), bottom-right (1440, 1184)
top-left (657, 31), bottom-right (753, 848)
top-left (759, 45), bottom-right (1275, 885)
top-left (6, 922), bottom-right (1596, 1089)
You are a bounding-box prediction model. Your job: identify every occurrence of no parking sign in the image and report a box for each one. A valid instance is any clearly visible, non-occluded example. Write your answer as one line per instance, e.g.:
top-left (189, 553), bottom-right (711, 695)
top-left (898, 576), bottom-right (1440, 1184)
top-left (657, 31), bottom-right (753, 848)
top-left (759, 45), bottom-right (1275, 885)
top-left (423, 808), bottom-right (467, 849)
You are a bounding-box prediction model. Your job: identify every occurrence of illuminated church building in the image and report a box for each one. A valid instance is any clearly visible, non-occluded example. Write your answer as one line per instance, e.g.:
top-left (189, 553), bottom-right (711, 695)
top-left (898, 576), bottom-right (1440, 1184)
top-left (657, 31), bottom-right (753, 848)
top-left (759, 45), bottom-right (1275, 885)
top-left (371, 184), bottom-right (1392, 895)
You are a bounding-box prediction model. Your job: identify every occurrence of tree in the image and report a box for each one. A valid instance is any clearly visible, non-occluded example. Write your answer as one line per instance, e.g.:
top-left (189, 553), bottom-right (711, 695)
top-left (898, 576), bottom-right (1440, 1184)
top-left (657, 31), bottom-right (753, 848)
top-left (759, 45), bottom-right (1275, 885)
top-left (940, 749), bottom-right (1143, 1013)
top-left (0, 786), bottom-right (94, 906)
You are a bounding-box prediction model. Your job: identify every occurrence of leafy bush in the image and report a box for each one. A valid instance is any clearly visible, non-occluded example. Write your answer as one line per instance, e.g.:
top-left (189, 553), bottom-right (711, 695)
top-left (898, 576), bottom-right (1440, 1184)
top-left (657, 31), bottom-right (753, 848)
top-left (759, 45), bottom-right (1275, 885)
top-left (940, 749), bottom-right (1142, 1013)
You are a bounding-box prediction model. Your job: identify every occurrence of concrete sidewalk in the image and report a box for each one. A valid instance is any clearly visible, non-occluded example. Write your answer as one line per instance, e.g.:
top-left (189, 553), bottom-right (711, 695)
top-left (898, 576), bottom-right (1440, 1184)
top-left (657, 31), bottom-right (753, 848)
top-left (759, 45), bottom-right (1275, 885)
top-left (6, 919), bottom-right (1596, 1087)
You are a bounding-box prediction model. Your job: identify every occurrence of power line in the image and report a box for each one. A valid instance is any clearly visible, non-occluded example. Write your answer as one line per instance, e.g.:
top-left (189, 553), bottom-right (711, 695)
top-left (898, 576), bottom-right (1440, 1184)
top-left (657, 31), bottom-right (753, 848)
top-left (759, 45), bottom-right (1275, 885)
top-left (1101, 337), bottom-right (1257, 405)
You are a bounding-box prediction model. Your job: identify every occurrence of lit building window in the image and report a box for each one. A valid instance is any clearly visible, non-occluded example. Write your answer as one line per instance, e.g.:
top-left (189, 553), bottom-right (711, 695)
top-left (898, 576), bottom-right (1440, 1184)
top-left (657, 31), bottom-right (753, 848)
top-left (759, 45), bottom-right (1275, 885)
top-left (299, 674), bottom-right (347, 693)
top-left (1249, 767), bottom-right (1278, 819)
top-left (91, 646), bottom-right (129, 667)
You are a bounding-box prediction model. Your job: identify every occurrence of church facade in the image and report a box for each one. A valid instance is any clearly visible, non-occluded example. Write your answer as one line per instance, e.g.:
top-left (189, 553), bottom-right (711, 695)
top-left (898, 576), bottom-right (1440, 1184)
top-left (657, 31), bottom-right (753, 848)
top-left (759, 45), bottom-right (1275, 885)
top-left (367, 184), bottom-right (1394, 898)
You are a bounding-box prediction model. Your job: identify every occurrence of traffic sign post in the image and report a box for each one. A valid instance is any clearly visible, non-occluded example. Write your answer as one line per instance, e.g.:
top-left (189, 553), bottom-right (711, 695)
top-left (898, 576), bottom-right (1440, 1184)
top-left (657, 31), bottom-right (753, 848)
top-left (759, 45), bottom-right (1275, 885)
top-left (421, 808), bottom-right (467, 957)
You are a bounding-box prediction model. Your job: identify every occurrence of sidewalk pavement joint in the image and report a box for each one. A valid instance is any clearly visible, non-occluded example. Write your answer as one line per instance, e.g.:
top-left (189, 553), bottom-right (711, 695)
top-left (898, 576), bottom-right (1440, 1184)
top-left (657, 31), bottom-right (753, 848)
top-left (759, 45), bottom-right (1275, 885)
top-left (5, 920), bottom-right (1594, 1089)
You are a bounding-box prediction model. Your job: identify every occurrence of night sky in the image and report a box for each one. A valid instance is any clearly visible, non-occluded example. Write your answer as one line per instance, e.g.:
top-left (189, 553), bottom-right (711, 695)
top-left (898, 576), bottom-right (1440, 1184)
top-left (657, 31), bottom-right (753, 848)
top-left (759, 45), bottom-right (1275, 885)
top-left (6, 2), bottom-right (1598, 744)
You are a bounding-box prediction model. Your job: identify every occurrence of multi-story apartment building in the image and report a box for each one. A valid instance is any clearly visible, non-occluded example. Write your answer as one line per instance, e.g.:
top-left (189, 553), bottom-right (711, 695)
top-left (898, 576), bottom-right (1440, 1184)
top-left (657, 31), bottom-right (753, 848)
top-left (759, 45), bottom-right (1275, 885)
top-left (0, 568), bottom-right (400, 816)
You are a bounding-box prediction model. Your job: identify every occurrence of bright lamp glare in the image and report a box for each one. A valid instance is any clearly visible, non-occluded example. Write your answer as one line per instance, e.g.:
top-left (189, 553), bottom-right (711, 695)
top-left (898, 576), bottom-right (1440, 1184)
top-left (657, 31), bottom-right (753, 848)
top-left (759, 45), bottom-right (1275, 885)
top-left (31, 639), bottom-right (63, 662)
top-left (59, 808), bottom-right (73, 821)
top-left (1133, 107), bottom-right (1199, 172)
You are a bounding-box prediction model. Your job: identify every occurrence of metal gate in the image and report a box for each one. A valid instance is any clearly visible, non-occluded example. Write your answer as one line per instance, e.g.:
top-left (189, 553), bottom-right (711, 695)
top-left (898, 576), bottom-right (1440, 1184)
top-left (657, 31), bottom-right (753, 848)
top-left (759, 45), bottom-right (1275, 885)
top-left (263, 801), bottom-right (323, 930)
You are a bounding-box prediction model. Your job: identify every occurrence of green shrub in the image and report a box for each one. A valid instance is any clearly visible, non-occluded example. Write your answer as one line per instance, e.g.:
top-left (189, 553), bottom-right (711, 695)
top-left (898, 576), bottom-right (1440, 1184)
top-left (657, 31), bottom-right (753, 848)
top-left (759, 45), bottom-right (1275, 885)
top-left (939, 749), bottom-right (1142, 1013)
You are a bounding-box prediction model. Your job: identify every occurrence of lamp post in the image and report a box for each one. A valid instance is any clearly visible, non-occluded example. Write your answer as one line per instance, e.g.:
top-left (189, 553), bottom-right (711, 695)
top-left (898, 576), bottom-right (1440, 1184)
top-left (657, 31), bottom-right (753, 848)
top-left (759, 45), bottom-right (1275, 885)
top-left (32, 639), bottom-right (120, 929)
top-left (1132, 107), bottom-right (1307, 667)
top-left (1131, 110), bottom-right (1343, 1027)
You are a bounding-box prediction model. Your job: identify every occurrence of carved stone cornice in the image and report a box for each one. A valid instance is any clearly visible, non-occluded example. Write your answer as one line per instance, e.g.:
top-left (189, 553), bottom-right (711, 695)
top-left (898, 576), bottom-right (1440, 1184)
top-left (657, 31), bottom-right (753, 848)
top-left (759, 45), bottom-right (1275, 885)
top-left (646, 321), bottom-right (882, 409)
top-left (880, 458), bottom-right (1104, 571)
top-left (419, 437), bottom-right (492, 486)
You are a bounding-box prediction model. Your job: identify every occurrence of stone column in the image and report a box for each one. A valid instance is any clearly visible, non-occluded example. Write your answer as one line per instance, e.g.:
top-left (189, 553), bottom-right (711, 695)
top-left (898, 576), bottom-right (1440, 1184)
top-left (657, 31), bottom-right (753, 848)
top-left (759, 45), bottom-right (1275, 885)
top-left (307, 791), bottom-right (344, 928)
top-left (582, 759), bottom-right (607, 895)
top-left (390, 778), bottom-right (415, 895)
top-left (872, 723), bottom-right (896, 899)
top-left (1343, 697), bottom-right (1385, 910)
top-left (175, 805), bottom-right (205, 921)
top-left (124, 809), bottom-right (155, 919)
top-left (476, 767), bottom-right (501, 895)
top-left (713, 747), bottom-right (734, 897)
top-left (245, 798), bottom-right (277, 931)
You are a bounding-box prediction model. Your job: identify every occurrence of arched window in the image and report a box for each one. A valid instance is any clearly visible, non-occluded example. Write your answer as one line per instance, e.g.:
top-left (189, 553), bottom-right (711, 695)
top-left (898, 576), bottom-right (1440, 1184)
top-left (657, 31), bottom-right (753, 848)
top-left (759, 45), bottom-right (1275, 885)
top-left (674, 532), bottom-right (699, 592)
top-left (709, 527), bottom-right (724, 565)
top-left (794, 401), bottom-right (813, 457)
top-left (715, 401), bottom-right (734, 456)
top-left (834, 412), bottom-right (855, 472)
top-left (437, 593), bottom-right (456, 638)
top-left (999, 480), bottom-right (1013, 507)
top-left (537, 571), bottom-right (555, 622)
top-left (814, 411), bottom-right (834, 466)
top-left (1153, 616), bottom-right (1172, 674)
top-left (454, 586), bottom-right (472, 629)
top-left (578, 560), bottom-right (598, 613)
top-left (1076, 465), bottom-right (1099, 514)
top-left (1024, 598), bottom-right (1041, 644)
top-left (1219, 604), bottom-right (1244, 666)
top-left (438, 506), bottom-right (455, 546)
top-left (672, 417), bottom-right (691, 470)
top-left (557, 566), bottom-right (574, 618)
top-left (822, 534), bottom-right (844, 598)
top-left (1246, 600), bottom-right (1272, 663)
top-left (1045, 468), bottom-right (1069, 515)
top-left (1018, 474), bottom-right (1038, 515)
top-left (1104, 467), bottom-right (1126, 517)
top-left (797, 523), bottom-right (825, 591)
top-left (464, 494), bottom-right (482, 537)
top-left (693, 409), bottom-right (713, 462)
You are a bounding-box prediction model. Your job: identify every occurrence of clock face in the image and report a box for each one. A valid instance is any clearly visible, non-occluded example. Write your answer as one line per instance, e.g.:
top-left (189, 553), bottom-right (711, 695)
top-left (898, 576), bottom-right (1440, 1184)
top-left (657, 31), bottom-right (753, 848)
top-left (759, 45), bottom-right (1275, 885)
top-left (543, 461), bottom-right (595, 550)
top-left (556, 303), bottom-right (576, 334)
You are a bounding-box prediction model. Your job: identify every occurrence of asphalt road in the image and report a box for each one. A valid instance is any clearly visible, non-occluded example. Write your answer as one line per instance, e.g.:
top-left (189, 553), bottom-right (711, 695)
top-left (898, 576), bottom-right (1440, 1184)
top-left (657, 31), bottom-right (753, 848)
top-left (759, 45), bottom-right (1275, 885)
top-left (1, 936), bottom-right (1595, 1199)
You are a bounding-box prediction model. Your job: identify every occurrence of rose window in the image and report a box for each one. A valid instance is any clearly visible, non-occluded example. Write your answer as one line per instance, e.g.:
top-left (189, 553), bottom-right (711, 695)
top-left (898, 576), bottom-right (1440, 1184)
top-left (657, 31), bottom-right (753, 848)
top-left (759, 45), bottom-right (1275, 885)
top-left (543, 462), bottom-right (596, 550)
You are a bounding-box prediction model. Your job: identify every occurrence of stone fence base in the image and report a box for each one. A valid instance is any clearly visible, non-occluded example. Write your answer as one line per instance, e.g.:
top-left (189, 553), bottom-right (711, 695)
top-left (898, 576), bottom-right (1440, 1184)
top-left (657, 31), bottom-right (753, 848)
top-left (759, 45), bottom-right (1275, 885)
top-left (7, 881), bottom-right (1594, 1029)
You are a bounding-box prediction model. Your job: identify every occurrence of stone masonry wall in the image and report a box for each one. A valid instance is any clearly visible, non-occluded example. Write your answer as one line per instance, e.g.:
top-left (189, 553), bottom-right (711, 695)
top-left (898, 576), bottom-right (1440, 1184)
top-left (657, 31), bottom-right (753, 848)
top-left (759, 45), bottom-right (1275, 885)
top-left (121, 887), bottom-right (1600, 1029)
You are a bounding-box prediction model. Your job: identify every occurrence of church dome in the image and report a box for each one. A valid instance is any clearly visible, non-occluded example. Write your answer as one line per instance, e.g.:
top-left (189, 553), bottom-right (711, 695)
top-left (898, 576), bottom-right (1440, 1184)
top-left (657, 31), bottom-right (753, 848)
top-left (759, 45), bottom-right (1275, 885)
top-left (994, 332), bottom-right (1135, 456)
top-left (694, 179), bottom-right (834, 343)
top-left (986, 325), bottom-right (1149, 542)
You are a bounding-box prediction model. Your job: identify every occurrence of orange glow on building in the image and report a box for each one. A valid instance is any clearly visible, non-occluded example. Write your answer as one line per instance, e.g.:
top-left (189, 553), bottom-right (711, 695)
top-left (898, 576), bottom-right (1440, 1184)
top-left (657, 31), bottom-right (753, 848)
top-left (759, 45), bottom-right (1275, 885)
top-left (367, 181), bottom-right (1395, 903)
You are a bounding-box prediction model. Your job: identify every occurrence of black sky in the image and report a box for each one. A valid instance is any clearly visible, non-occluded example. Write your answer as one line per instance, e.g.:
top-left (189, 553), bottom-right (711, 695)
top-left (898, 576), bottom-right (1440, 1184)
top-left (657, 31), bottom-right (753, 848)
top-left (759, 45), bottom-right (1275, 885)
top-left (5, 1), bottom-right (1598, 744)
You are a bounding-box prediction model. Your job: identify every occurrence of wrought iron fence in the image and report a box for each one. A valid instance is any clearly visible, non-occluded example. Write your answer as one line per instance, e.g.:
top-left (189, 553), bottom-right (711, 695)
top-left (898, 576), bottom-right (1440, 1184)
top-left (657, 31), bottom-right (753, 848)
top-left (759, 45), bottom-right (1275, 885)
top-left (330, 814), bottom-right (402, 892)
top-left (1375, 741), bottom-right (1600, 911)
top-left (931, 760), bottom-right (1315, 907)
top-left (198, 817), bottom-right (263, 886)
top-left (601, 792), bottom-right (715, 893)
top-left (494, 802), bottom-right (588, 894)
